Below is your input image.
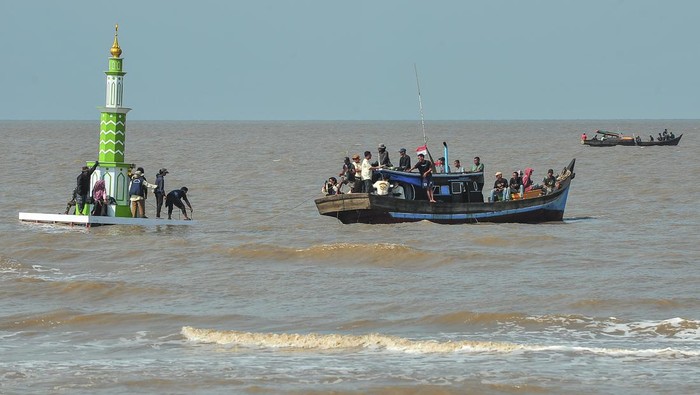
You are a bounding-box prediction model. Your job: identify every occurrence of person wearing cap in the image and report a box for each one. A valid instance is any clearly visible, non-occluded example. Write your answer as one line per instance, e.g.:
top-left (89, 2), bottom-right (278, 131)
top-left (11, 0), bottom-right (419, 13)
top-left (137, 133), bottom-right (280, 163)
top-left (75, 160), bottom-right (99, 215)
top-left (128, 170), bottom-right (157, 218)
top-left (154, 168), bottom-right (169, 218)
top-left (397, 148), bottom-right (411, 171)
top-left (543, 168), bottom-right (557, 194)
top-left (489, 171), bottom-right (509, 202)
top-left (377, 144), bottom-right (392, 168)
top-left (166, 187), bottom-right (193, 220)
top-left (408, 153), bottom-right (436, 203)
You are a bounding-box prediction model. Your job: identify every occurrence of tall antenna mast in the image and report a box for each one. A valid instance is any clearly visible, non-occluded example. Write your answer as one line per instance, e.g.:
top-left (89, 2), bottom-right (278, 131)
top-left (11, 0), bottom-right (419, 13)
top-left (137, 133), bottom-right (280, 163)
top-left (414, 63), bottom-right (427, 144)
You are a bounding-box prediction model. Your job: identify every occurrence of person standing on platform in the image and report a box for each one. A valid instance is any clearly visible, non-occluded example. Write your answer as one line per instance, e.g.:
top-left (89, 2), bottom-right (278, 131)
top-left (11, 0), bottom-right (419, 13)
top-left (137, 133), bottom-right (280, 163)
top-left (91, 179), bottom-right (109, 216)
top-left (76, 161), bottom-right (99, 215)
top-left (129, 170), bottom-right (157, 218)
top-left (154, 168), bottom-right (168, 218)
top-left (166, 187), bottom-right (193, 220)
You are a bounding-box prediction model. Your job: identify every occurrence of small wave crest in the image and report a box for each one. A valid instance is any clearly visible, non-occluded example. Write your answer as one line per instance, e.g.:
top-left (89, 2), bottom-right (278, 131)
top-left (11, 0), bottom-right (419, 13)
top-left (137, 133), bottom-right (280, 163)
top-left (181, 326), bottom-right (700, 358)
top-left (181, 326), bottom-right (520, 353)
top-left (218, 242), bottom-right (456, 266)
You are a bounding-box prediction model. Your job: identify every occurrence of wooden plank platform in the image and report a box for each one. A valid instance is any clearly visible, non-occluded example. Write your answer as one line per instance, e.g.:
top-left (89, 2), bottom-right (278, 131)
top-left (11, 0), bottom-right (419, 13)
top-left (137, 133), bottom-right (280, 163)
top-left (18, 212), bottom-right (196, 227)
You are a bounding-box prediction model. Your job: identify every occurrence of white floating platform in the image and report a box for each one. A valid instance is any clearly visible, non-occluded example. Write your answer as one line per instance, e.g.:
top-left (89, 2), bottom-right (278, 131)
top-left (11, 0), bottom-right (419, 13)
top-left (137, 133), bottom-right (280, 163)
top-left (19, 212), bottom-right (196, 227)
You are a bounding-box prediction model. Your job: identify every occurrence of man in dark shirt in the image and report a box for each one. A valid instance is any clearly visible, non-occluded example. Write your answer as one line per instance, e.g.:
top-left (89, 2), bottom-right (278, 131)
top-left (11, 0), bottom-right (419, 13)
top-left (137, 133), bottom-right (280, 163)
top-left (76, 161), bottom-right (99, 215)
top-left (154, 168), bottom-right (168, 218)
top-left (543, 168), bottom-right (557, 194)
top-left (166, 187), bottom-right (193, 220)
top-left (377, 144), bottom-right (392, 167)
top-left (508, 171), bottom-right (524, 199)
top-left (489, 171), bottom-right (508, 202)
top-left (397, 148), bottom-right (411, 171)
top-left (408, 153), bottom-right (436, 203)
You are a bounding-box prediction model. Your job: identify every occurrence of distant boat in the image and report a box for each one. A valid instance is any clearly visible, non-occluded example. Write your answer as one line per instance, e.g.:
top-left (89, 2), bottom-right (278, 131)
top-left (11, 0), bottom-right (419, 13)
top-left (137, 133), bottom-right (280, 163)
top-left (582, 130), bottom-right (682, 147)
top-left (315, 159), bottom-right (576, 225)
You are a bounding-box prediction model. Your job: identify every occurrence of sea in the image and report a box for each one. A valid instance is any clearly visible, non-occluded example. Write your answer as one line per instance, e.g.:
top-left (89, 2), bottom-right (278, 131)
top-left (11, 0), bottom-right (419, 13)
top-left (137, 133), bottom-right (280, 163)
top-left (1, 120), bottom-right (699, 394)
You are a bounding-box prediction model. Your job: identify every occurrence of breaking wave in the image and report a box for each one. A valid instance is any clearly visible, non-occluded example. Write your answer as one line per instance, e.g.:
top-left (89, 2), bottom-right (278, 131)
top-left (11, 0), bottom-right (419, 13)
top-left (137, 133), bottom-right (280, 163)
top-left (181, 326), bottom-right (700, 358)
top-left (181, 326), bottom-right (520, 353)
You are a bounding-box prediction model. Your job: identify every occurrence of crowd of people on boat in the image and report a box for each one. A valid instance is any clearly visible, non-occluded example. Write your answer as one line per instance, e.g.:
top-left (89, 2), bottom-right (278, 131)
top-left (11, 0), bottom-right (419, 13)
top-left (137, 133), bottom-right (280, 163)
top-left (65, 163), bottom-right (193, 220)
top-left (321, 143), bottom-right (565, 202)
top-left (651, 129), bottom-right (675, 142)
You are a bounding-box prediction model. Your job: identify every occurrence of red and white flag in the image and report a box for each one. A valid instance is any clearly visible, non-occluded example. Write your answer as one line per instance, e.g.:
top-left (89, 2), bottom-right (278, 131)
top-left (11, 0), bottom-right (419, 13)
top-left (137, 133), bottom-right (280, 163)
top-left (415, 145), bottom-right (428, 156)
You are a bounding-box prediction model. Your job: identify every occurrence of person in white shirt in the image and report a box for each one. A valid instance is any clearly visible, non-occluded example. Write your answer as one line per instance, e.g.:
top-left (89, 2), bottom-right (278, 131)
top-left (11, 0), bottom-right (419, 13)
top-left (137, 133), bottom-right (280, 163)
top-left (360, 151), bottom-right (379, 193)
top-left (452, 159), bottom-right (465, 173)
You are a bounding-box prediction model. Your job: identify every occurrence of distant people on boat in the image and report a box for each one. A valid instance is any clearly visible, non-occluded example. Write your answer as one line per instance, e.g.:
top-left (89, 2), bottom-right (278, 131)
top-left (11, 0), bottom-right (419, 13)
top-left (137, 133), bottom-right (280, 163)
top-left (75, 161), bottom-right (99, 215)
top-left (635, 136), bottom-right (642, 144)
top-left (373, 174), bottom-right (390, 196)
top-left (91, 179), bottom-right (109, 216)
top-left (489, 171), bottom-right (509, 202)
top-left (166, 187), bottom-right (193, 220)
top-left (581, 132), bottom-right (587, 143)
top-left (322, 177), bottom-right (341, 195)
top-left (649, 135), bottom-right (654, 142)
top-left (128, 170), bottom-right (157, 218)
top-left (522, 168), bottom-right (534, 192)
top-left (662, 129), bottom-right (668, 140)
top-left (408, 153), bottom-right (436, 203)
top-left (658, 133), bottom-right (663, 141)
top-left (361, 151), bottom-right (379, 193)
top-left (543, 169), bottom-right (556, 195)
top-left (397, 148), bottom-right (411, 171)
top-left (435, 156), bottom-right (447, 173)
top-left (452, 159), bottom-right (465, 173)
top-left (154, 168), bottom-right (168, 218)
top-left (377, 144), bottom-right (392, 168)
top-left (669, 131), bottom-right (675, 139)
top-left (469, 157), bottom-right (485, 191)
top-left (350, 154), bottom-right (362, 193)
top-left (508, 171), bottom-right (524, 200)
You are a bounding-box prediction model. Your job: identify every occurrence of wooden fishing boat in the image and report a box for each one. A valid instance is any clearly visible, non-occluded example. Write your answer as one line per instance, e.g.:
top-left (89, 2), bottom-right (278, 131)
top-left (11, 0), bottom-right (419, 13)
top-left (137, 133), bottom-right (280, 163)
top-left (635, 134), bottom-right (682, 146)
top-left (582, 130), bottom-right (636, 146)
top-left (582, 130), bottom-right (682, 147)
top-left (315, 159), bottom-right (576, 224)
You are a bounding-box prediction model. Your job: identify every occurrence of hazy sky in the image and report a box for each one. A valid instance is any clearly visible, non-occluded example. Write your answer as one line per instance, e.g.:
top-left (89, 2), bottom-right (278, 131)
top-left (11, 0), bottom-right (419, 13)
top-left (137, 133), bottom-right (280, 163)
top-left (2, 0), bottom-right (698, 120)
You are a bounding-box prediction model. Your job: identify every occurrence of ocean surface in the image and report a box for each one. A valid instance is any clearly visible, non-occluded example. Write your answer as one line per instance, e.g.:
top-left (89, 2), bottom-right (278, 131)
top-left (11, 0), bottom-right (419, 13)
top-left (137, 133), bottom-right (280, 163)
top-left (1, 120), bottom-right (699, 394)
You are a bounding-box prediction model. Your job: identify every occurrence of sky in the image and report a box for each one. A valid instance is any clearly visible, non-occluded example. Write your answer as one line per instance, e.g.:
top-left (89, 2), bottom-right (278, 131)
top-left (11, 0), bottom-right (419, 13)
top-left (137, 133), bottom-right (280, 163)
top-left (1, 0), bottom-right (699, 120)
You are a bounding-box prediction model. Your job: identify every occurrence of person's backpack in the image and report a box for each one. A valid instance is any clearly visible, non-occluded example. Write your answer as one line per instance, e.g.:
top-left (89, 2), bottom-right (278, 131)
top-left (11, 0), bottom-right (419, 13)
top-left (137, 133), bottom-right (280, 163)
top-left (129, 177), bottom-right (144, 197)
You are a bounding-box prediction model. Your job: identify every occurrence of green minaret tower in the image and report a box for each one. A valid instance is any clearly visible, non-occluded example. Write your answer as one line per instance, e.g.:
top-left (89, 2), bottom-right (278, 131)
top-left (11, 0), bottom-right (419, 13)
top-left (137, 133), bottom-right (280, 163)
top-left (89, 24), bottom-right (133, 217)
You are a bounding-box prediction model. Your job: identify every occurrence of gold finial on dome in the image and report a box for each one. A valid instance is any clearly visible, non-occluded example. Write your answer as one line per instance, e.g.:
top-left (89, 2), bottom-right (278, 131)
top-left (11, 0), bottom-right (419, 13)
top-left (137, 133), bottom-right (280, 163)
top-left (110, 24), bottom-right (122, 58)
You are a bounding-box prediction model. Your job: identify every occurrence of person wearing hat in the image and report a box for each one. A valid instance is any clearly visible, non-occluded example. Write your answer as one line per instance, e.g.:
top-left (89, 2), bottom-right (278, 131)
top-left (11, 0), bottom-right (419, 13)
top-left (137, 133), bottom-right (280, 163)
top-left (489, 171), bottom-right (509, 202)
top-left (128, 169), bottom-right (157, 218)
top-left (397, 148), bottom-right (411, 171)
top-left (154, 168), bottom-right (169, 218)
top-left (75, 160), bottom-right (99, 215)
top-left (377, 144), bottom-right (392, 168)
top-left (166, 186), bottom-right (193, 220)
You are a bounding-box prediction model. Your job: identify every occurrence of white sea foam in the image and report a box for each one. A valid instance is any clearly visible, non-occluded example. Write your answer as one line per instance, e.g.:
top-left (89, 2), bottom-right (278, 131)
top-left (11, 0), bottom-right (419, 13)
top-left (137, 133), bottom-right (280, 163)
top-left (181, 326), bottom-right (700, 358)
